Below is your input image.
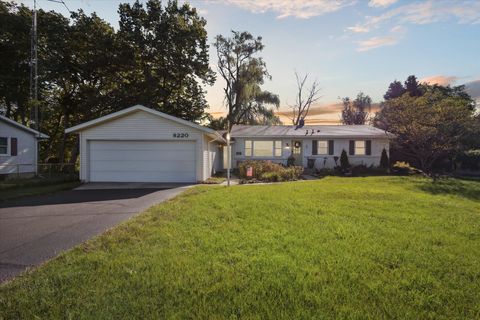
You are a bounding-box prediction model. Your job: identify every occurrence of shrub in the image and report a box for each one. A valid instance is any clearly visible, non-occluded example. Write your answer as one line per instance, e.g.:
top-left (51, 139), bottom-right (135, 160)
top-left (380, 148), bottom-right (389, 169)
top-left (351, 164), bottom-right (368, 176)
top-left (392, 161), bottom-right (423, 175)
top-left (238, 160), bottom-right (303, 183)
top-left (340, 150), bottom-right (350, 170)
top-left (260, 172), bottom-right (281, 182)
top-left (287, 155), bottom-right (296, 167)
top-left (350, 165), bottom-right (388, 176)
top-left (317, 168), bottom-right (335, 176)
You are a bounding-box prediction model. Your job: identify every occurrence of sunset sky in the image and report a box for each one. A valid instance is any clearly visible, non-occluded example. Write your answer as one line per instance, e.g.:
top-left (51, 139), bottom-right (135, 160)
top-left (19, 0), bottom-right (480, 124)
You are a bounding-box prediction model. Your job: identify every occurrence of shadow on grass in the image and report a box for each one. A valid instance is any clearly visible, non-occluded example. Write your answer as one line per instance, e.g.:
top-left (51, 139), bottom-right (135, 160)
top-left (415, 177), bottom-right (480, 201)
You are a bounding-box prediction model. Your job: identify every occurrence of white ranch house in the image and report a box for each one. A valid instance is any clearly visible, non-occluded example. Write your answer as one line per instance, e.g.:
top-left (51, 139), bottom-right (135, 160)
top-left (229, 124), bottom-right (391, 170)
top-left (67, 105), bottom-right (391, 183)
top-left (0, 114), bottom-right (49, 178)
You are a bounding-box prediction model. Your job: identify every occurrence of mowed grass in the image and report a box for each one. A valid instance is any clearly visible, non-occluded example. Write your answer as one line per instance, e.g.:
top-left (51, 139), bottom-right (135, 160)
top-left (1, 177), bottom-right (480, 319)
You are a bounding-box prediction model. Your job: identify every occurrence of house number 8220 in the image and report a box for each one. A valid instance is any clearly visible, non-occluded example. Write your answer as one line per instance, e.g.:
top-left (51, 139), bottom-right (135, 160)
top-left (173, 133), bottom-right (189, 138)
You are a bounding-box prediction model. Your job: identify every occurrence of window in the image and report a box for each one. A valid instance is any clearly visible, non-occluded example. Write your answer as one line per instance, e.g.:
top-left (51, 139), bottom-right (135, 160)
top-left (245, 140), bottom-right (252, 157)
top-left (254, 141), bottom-right (275, 157)
top-left (0, 137), bottom-right (7, 155)
top-left (317, 140), bottom-right (328, 155)
top-left (355, 140), bottom-right (366, 155)
top-left (244, 140), bottom-right (282, 157)
top-left (274, 141), bottom-right (282, 157)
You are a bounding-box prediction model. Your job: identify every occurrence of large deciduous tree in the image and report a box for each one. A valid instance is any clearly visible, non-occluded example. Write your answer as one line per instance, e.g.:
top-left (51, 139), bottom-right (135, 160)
top-left (214, 31), bottom-right (280, 130)
top-left (116, 0), bottom-right (214, 122)
top-left (375, 85), bottom-right (476, 172)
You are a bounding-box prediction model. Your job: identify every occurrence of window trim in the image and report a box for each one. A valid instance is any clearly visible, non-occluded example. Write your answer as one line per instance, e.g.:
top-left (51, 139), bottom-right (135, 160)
top-left (0, 137), bottom-right (8, 156)
top-left (244, 140), bottom-right (283, 158)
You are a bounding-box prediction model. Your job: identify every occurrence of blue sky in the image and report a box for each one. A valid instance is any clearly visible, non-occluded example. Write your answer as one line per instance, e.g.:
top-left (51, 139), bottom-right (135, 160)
top-left (19, 0), bottom-right (480, 123)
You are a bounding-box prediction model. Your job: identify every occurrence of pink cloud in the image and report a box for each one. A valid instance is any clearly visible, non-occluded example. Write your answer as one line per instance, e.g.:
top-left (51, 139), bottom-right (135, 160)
top-left (420, 75), bottom-right (459, 86)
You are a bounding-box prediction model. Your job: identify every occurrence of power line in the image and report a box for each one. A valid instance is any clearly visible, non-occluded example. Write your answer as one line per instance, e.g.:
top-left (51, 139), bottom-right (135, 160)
top-left (46, 0), bottom-right (71, 13)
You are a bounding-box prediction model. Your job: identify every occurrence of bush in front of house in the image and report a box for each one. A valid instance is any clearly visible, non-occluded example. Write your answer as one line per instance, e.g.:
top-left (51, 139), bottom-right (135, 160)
top-left (340, 149), bottom-right (350, 170)
top-left (392, 161), bottom-right (423, 175)
top-left (239, 160), bottom-right (303, 183)
top-left (380, 148), bottom-right (389, 169)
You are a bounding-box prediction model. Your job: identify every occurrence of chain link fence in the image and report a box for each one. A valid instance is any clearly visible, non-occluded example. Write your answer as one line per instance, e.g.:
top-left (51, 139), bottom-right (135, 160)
top-left (0, 163), bottom-right (78, 181)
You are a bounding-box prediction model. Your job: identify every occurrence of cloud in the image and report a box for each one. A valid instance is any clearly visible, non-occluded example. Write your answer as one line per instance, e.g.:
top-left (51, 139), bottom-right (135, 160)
top-left (465, 80), bottom-right (480, 102)
top-left (196, 8), bottom-right (208, 16)
top-left (347, 25), bottom-right (370, 33)
top-left (356, 35), bottom-right (399, 51)
top-left (368, 0), bottom-right (398, 8)
top-left (216, 0), bottom-right (355, 19)
top-left (350, 1), bottom-right (480, 33)
top-left (420, 75), bottom-right (459, 86)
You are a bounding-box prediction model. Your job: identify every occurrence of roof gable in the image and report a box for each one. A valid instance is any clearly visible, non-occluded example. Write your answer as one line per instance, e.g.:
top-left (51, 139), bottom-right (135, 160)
top-left (0, 115), bottom-right (49, 139)
top-left (65, 105), bottom-right (224, 142)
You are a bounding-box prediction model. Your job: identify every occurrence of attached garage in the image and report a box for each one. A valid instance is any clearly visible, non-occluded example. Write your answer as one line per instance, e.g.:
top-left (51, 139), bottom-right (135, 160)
top-left (66, 105), bottom-right (225, 183)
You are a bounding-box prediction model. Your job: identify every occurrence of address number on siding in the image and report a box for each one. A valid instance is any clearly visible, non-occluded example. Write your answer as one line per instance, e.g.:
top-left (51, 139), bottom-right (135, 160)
top-left (173, 133), bottom-right (189, 138)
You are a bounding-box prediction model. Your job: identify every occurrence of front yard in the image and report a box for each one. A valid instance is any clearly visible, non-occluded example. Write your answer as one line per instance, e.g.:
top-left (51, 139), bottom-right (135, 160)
top-left (1, 177), bottom-right (479, 319)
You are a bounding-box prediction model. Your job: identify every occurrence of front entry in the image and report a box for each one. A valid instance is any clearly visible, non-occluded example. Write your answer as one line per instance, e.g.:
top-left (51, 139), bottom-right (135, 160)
top-left (292, 140), bottom-right (303, 166)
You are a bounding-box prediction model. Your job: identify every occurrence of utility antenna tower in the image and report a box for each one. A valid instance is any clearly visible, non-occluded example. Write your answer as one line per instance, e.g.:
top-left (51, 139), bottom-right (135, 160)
top-left (29, 0), bottom-right (38, 132)
top-left (29, 0), bottom-right (70, 133)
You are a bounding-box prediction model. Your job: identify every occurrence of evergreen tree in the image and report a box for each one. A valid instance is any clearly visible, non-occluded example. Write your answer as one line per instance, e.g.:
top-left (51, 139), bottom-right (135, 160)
top-left (380, 148), bottom-right (389, 169)
top-left (340, 149), bottom-right (350, 170)
top-left (383, 80), bottom-right (406, 100)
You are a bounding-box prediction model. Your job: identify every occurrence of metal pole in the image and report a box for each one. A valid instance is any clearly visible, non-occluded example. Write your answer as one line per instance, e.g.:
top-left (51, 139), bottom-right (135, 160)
top-left (227, 138), bottom-right (231, 187)
top-left (227, 121), bottom-right (231, 187)
top-left (30, 0), bottom-right (39, 176)
top-left (33, 0), bottom-right (38, 132)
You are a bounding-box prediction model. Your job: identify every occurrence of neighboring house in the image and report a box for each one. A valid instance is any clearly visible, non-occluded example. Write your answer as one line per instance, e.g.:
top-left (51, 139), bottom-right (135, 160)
top-left (228, 124), bottom-right (391, 170)
top-left (0, 115), bottom-right (49, 178)
top-left (66, 105), bottom-right (226, 183)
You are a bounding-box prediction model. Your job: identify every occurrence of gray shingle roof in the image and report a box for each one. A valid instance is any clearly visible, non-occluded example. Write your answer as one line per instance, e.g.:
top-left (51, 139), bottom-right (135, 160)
top-left (230, 125), bottom-right (391, 138)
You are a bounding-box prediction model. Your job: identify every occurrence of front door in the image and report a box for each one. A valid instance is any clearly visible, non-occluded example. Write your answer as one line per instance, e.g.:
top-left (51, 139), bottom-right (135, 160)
top-left (292, 140), bottom-right (303, 166)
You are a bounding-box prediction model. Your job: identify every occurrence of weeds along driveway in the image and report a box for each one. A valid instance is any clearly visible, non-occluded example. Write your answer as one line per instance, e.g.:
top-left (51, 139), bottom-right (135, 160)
top-left (0, 185), bottom-right (190, 282)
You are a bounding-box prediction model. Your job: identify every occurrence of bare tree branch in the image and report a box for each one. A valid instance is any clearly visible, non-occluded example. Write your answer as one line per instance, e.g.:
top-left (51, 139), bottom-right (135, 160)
top-left (290, 72), bottom-right (321, 126)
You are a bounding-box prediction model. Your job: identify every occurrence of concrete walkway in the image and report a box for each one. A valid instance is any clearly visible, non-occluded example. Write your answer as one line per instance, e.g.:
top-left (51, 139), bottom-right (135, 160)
top-left (0, 185), bottom-right (190, 282)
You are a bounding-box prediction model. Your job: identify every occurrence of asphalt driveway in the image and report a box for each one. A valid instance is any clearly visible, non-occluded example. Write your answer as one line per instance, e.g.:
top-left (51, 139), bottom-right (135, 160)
top-left (0, 185), bottom-right (190, 282)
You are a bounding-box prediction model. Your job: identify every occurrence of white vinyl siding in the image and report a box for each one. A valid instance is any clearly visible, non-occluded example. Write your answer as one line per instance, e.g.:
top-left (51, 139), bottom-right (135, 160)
top-left (0, 121), bottom-right (38, 175)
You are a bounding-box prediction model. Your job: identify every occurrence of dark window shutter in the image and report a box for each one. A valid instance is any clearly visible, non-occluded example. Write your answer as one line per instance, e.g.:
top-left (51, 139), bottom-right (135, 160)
top-left (312, 140), bottom-right (318, 155)
top-left (349, 140), bottom-right (355, 155)
top-left (11, 138), bottom-right (17, 156)
top-left (366, 140), bottom-right (372, 155)
top-left (328, 140), bottom-right (334, 155)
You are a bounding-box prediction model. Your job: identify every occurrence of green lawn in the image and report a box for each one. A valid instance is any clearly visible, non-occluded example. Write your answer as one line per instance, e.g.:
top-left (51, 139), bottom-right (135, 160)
top-left (1, 177), bottom-right (480, 319)
top-left (0, 178), bottom-right (80, 201)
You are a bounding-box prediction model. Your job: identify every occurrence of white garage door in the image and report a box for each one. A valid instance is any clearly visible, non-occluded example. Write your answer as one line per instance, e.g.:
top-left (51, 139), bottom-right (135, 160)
top-left (89, 140), bottom-right (196, 182)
